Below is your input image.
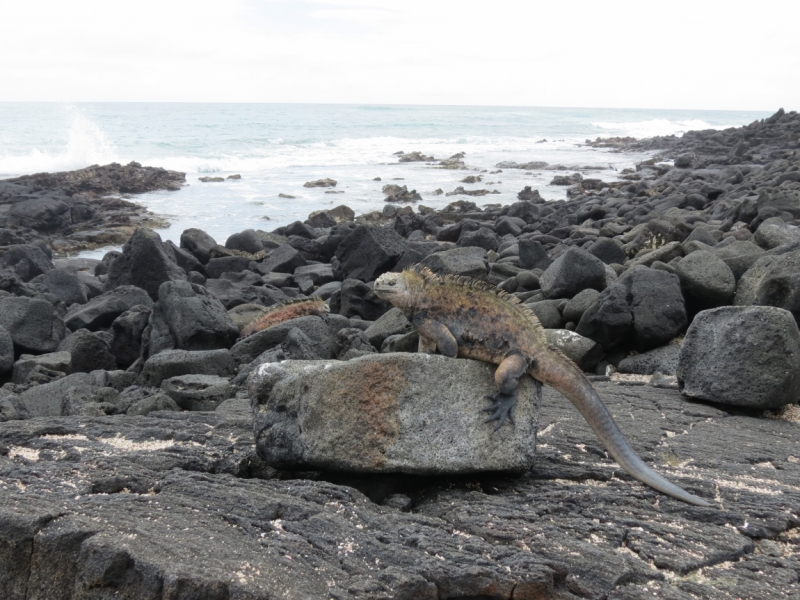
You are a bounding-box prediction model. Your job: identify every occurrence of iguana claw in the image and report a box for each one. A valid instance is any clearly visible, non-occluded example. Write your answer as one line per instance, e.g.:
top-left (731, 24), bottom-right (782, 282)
top-left (483, 392), bottom-right (517, 431)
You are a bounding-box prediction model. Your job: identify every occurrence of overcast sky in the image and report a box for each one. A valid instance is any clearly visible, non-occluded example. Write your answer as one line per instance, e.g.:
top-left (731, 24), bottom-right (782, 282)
top-left (1, 0), bottom-right (797, 110)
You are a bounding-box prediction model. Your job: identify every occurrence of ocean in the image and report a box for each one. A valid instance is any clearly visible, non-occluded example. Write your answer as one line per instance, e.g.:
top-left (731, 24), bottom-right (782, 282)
top-left (0, 103), bottom-right (771, 257)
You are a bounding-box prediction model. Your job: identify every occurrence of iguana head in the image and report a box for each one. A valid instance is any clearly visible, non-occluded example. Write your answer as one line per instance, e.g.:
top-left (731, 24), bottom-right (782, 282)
top-left (373, 271), bottom-right (413, 307)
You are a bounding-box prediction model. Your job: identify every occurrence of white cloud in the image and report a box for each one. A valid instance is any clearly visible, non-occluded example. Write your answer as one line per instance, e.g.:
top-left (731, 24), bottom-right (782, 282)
top-left (0, 0), bottom-right (797, 109)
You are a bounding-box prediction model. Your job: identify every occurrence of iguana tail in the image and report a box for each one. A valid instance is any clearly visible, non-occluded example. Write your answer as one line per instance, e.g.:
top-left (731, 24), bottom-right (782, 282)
top-left (529, 350), bottom-right (711, 507)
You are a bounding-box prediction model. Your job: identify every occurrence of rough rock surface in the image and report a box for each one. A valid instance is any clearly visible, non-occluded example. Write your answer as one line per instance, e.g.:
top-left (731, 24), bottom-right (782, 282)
top-left (249, 354), bottom-right (541, 474)
top-left (1, 382), bottom-right (798, 599)
top-left (64, 285), bottom-right (153, 331)
top-left (138, 348), bottom-right (236, 388)
top-left (540, 247), bottom-right (607, 299)
top-left (0, 297), bottom-right (67, 354)
top-left (334, 225), bottom-right (407, 281)
top-left (144, 280), bottom-right (239, 357)
top-left (0, 162), bottom-right (182, 255)
top-left (677, 305), bottom-right (800, 409)
top-left (104, 228), bottom-right (187, 300)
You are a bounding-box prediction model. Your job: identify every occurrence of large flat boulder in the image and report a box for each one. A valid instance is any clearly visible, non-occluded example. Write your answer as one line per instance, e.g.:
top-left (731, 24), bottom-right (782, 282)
top-left (248, 353), bottom-right (540, 475)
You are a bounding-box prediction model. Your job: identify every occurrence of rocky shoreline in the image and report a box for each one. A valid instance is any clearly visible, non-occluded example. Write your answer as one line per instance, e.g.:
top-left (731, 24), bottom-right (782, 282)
top-left (1, 109), bottom-right (799, 598)
top-left (0, 161), bottom-right (183, 256)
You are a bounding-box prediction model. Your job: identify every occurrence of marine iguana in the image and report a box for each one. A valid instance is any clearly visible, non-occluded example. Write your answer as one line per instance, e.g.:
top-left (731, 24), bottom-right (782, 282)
top-left (239, 298), bottom-right (329, 338)
top-left (373, 266), bottom-right (711, 507)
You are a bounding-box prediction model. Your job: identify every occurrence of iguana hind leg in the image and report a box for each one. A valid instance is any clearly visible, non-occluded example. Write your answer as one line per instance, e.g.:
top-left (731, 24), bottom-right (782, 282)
top-left (483, 353), bottom-right (528, 431)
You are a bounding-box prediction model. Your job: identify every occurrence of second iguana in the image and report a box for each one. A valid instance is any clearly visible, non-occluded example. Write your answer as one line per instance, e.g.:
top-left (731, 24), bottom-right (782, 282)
top-left (373, 266), bottom-right (711, 507)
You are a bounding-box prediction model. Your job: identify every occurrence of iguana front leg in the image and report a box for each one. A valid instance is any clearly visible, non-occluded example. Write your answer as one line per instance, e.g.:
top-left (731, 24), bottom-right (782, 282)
top-left (411, 311), bottom-right (458, 358)
top-left (484, 352), bottom-right (528, 430)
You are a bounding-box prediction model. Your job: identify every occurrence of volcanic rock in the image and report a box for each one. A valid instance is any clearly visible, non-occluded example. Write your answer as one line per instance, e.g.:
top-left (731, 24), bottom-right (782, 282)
top-left (249, 354), bottom-right (540, 474)
top-left (677, 306), bottom-right (800, 409)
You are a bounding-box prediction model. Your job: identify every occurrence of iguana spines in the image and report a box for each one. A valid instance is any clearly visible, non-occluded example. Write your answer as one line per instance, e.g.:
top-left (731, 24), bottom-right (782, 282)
top-left (239, 297), bottom-right (329, 338)
top-left (374, 267), bottom-right (712, 507)
top-left (382, 267), bottom-right (547, 342)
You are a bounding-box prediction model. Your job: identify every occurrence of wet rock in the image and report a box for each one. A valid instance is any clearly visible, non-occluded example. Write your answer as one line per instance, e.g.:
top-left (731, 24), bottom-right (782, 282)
top-left (540, 247), bottom-right (607, 299)
top-left (145, 281), bottom-right (239, 357)
top-left (397, 151), bottom-right (433, 162)
top-left (57, 329), bottom-right (116, 374)
top-left (160, 374), bottom-right (236, 411)
top-left (104, 228), bottom-right (187, 300)
top-left (0, 297), bottom-right (67, 354)
top-left (334, 225), bottom-right (407, 282)
top-left (383, 184), bottom-right (422, 204)
top-left (249, 354), bottom-right (540, 474)
top-left (64, 285), bottom-right (152, 331)
top-left (303, 178), bottom-right (337, 188)
top-left (138, 348), bottom-right (235, 388)
top-left (678, 306), bottom-right (800, 409)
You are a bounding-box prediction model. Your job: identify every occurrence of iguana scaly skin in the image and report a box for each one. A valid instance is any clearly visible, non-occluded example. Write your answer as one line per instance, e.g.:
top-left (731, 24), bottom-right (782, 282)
top-left (239, 298), bottom-right (329, 338)
top-left (374, 266), bottom-right (711, 507)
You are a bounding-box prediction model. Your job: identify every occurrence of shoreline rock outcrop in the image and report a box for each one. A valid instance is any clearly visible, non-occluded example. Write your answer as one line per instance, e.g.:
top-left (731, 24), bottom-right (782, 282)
top-left (1, 108), bottom-right (799, 598)
top-left (0, 161), bottom-right (184, 256)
